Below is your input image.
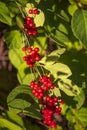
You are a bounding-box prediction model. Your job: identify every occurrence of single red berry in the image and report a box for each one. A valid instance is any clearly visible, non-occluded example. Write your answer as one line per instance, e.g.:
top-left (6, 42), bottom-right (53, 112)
top-left (46, 96), bottom-right (51, 101)
top-left (28, 9), bottom-right (33, 14)
top-left (60, 100), bottom-right (65, 104)
top-left (34, 92), bottom-right (39, 97)
top-left (56, 106), bottom-right (62, 112)
top-left (34, 83), bottom-right (40, 89)
top-left (53, 97), bottom-right (58, 102)
top-left (28, 62), bottom-right (34, 67)
top-left (28, 47), bottom-right (33, 53)
top-left (22, 47), bottom-right (26, 51)
top-left (26, 17), bottom-right (31, 21)
top-left (50, 84), bottom-right (54, 89)
top-left (27, 29), bottom-right (33, 35)
top-left (35, 55), bottom-right (40, 61)
top-left (38, 93), bottom-right (44, 99)
top-left (29, 23), bottom-right (34, 28)
top-left (42, 85), bottom-right (48, 91)
top-left (34, 47), bottom-right (39, 52)
top-left (32, 30), bottom-right (37, 36)
top-left (33, 9), bottom-right (39, 14)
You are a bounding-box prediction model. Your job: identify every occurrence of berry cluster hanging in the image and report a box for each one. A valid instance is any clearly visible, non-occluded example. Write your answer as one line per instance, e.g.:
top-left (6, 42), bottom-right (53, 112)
top-left (24, 8), bottom-right (39, 36)
top-left (24, 17), bottom-right (37, 36)
top-left (42, 96), bottom-right (64, 128)
top-left (22, 46), bottom-right (40, 67)
top-left (30, 75), bottom-right (54, 100)
top-left (22, 5), bottom-right (65, 129)
top-left (30, 75), bottom-right (64, 128)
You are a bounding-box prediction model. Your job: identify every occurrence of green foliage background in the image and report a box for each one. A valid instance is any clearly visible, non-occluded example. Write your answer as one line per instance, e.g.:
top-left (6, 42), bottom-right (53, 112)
top-left (0, 0), bottom-right (87, 130)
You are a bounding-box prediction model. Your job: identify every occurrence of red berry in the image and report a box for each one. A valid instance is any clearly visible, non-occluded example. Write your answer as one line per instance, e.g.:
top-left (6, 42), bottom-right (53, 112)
top-left (46, 96), bottom-right (51, 101)
top-left (56, 106), bottom-right (62, 113)
top-left (27, 29), bottom-right (33, 35)
top-left (34, 92), bottom-right (39, 97)
top-left (28, 47), bottom-right (33, 53)
top-left (33, 9), bottom-right (39, 14)
top-left (28, 9), bottom-right (33, 14)
top-left (34, 47), bottom-right (39, 52)
top-left (32, 30), bottom-right (37, 36)
top-left (50, 84), bottom-right (54, 89)
top-left (60, 100), bottom-right (65, 104)
top-left (35, 55), bottom-right (40, 61)
top-left (53, 97), bottom-right (58, 102)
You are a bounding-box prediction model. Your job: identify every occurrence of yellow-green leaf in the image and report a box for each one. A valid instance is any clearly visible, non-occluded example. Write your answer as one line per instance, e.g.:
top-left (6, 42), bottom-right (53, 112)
top-left (58, 79), bottom-right (80, 96)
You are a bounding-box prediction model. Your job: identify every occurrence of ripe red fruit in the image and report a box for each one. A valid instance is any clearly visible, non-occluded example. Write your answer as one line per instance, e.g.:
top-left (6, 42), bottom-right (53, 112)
top-left (25, 17), bottom-right (32, 21)
top-left (32, 30), bottom-right (37, 36)
top-left (35, 55), bottom-right (40, 61)
top-left (33, 9), bottom-right (39, 14)
top-left (53, 97), bottom-right (58, 102)
top-left (28, 9), bottom-right (33, 14)
top-left (34, 47), bottom-right (39, 52)
top-left (60, 100), bottom-right (65, 104)
top-left (22, 47), bottom-right (26, 51)
top-left (24, 17), bottom-right (37, 36)
top-left (29, 75), bottom-right (64, 128)
top-left (22, 46), bottom-right (40, 67)
top-left (27, 29), bottom-right (33, 35)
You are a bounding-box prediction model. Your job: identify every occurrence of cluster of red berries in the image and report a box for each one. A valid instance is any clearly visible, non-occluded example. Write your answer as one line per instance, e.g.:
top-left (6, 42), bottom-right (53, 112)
top-left (30, 75), bottom-right (64, 128)
top-left (24, 17), bottom-right (37, 36)
top-left (28, 8), bottom-right (39, 14)
top-left (42, 96), bottom-right (64, 128)
top-left (22, 46), bottom-right (40, 67)
top-left (24, 8), bottom-right (39, 36)
top-left (30, 75), bottom-right (55, 100)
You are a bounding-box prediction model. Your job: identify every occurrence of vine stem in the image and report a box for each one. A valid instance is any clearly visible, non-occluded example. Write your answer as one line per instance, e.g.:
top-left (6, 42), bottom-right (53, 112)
top-left (32, 67), bottom-right (37, 81)
top-left (34, 66), bottom-right (41, 77)
top-left (15, 1), bottom-right (25, 19)
top-left (38, 63), bottom-right (45, 75)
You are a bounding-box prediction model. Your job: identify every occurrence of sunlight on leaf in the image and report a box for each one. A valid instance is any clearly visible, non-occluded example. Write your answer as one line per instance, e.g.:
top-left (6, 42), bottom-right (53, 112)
top-left (58, 79), bottom-right (80, 96)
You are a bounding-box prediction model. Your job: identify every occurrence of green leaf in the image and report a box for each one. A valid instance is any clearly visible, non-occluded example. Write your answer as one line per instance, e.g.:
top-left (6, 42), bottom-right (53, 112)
top-left (74, 124), bottom-right (84, 130)
top-left (71, 9), bottom-right (87, 48)
top-left (76, 108), bottom-right (87, 127)
top-left (23, 106), bottom-right (42, 120)
top-left (50, 24), bottom-right (71, 46)
top-left (71, 107), bottom-right (87, 127)
top-left (43, 63), bottom-right (72, 79)
top-left (7, 85), bottom-right (35, 113)
top-left (68, 4), bottom-right (78, 16)
top-left (80, 0), bottom-right (87, 5)
top-left (16, 0), bottom-right (29, 5)
top-left (34, 9), bottom-right (45, 27)
top-left (9, 47), bottom-right (24, 69)
top-left (66, 109), bottom-right (76, 123)
top-left (25, 3), bottom-right (35, 18)
top-left (16, 15), bottom-right (24, 29)
top-left (0, 1), bottom-right (12, 25)
top-left (73, 90), bottom-right (85, 109)
top-left (52, 87), bottom-right (61, 97)
top-left (61, 104), bottom-right (68, 115)
top-left (4, 30), bottom-right (23, 49)
top-left (25, 3), bottom-right (45, 27)
top-left (49, 125), bottom-right (63, 130)
top-left (68, 0), bottom-right (77, 4)
top-left (34, 36), bottom-right (47, 54)
top-left (17, 63), bottom-right (34, 85)
top-left (39, 48), bottom-right (66, 65)
top-left (42, 0), bottom-right (73, 46)
top-left (58, 79), bottom-right (80, 96)
top-left (8, 2), bottom-right (19, 16)
top-left (0, 111), bottom-right (25, 130)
